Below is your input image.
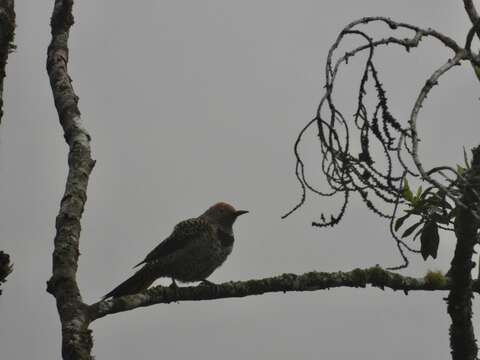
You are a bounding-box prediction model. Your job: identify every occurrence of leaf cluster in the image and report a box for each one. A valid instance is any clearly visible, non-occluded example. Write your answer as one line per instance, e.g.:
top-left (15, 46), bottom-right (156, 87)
top-left (395, 179), bottom-right (456, 260)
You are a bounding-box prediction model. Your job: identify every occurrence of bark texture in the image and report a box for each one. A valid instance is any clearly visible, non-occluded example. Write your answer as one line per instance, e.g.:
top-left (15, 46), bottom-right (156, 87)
top-left (0, 0), bottom-right (15, 124)
top-left (46, 1), bottom-right (95, 359)
top-left (89, 267), bottom-right (479, 320)
top-left (447, 146), bottom-right (480, 360)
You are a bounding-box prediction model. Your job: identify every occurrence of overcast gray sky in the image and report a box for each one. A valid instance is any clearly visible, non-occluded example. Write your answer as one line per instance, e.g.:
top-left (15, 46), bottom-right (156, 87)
top-left (1, 1), bottom-right (479, 359)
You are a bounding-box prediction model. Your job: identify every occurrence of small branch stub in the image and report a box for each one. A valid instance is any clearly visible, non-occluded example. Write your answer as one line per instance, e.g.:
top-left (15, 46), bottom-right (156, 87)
top-left (0, 250), bottom-right (12, 295)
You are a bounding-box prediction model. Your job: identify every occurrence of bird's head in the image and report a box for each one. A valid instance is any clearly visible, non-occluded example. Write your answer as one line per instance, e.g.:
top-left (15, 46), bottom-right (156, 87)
top-left (202, 202), bottom-right (248, 230)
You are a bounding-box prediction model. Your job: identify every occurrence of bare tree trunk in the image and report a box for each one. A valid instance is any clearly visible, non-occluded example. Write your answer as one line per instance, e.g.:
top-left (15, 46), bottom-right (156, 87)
top-left (447, 146), bottom-right (480, 360)
top-left (45, 1), bottom-right (95, 359)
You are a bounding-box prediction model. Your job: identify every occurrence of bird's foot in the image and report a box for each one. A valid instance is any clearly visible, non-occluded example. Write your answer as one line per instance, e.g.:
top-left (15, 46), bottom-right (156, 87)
top-left (200, 279), bottom-right (215, 286)
top-left (169, 279), bottom-right (180, 303)
top-left (169, 278), bottom-right (178, 289)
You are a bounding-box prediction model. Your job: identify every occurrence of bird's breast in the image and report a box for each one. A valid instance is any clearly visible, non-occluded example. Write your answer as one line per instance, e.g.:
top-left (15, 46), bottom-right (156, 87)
top-left (217, 228), bottom-right (234, 248)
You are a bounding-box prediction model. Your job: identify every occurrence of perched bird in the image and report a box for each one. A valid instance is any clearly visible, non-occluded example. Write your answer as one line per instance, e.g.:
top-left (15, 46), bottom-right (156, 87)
top-left (103, 202), bottom-right (248, 298)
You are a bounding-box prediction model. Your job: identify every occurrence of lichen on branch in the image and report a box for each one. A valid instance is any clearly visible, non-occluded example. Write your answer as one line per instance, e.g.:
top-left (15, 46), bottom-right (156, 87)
top-left (89, 266), bottom-right (479, 320)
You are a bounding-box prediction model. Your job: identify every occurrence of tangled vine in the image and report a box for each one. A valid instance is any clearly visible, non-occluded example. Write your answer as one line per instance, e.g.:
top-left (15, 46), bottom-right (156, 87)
top-left (283, 17), bottom-right (480, 269)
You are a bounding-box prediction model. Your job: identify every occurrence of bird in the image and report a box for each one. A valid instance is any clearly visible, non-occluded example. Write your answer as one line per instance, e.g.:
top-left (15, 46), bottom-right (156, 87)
top-left (103, 202), bottom-right (248, 298)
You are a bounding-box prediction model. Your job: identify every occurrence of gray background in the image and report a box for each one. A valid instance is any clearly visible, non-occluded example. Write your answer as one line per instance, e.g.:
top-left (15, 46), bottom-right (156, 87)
top-left (1, 1), bottom-right (479, 359)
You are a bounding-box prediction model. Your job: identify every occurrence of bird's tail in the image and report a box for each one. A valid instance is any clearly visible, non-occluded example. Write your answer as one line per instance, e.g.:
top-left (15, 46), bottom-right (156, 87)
top-left (103, 268), bottom-right (157, 299)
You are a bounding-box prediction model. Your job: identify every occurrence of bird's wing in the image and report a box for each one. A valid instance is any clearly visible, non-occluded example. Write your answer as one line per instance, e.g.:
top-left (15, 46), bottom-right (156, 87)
top-left (133, 218), bottom-right (211, 268)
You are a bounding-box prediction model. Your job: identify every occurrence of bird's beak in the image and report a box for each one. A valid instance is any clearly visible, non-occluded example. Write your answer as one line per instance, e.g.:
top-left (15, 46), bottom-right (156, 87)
top-left (235, 210), bottom-right (249, 217)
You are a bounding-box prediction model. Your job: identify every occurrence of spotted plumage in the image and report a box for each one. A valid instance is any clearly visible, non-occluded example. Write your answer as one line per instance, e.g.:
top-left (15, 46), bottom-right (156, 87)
top-left (103, 202), bottom-right (248, 298)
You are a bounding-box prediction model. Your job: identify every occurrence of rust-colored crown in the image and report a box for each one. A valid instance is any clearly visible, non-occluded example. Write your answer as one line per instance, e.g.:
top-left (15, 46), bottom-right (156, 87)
top-left (211, 202), bottom-right (237, 213)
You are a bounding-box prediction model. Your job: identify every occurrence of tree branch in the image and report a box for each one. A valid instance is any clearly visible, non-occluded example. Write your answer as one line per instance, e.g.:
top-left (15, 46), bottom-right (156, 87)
top-left (446, 146), bottom-right (480, 360)
top-left (463, 0), bottom-right (480, 40)
top-left (409, 50), bottom-right (471, 210)
top-left (283, 15), bottom-right (468, 267)
top-left (46, 1), bottom-right (95, 359)
top-left (0, 0), bottom-right (15, 124)
top-left (89, 267), bottom-right (480, 320)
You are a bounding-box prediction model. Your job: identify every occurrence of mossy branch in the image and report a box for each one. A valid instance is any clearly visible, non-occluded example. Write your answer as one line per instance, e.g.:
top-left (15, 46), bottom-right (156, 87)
top-left (446, 146), bottom-right (480, 360)
top-left (89, 267), bottom-right (478, 320)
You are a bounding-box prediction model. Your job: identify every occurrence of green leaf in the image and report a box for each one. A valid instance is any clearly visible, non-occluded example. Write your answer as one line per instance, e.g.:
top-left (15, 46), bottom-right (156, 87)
top-left (404, 207), bottom-right (422, 215)
top-left (472, 62), bottom-right (480, 82)
top-left (448, 207), bottom-right (458, 220)
top-left (456, 164), bottom-right (465, 175)
top-left (415, 186), bottom-right (423, 199)
top-left (463, 147), bottom-right (470, 169)
top-left (402, 178), bottom-right (414, 202)
top-left (413, 227), bottom-right (423, 241)
top-left (402, 221), bottom-right (423, 238)
top-left (394, 214), bottom-right (411, 231)
top-left (420, 221), bottom-right (440, 260)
